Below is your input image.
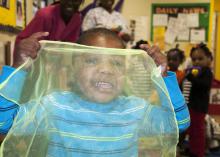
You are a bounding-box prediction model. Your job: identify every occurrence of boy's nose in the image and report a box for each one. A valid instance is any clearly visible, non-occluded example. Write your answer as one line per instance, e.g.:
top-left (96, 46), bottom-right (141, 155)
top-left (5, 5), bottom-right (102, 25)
top-left (98, 63), bottom-right (114, 75)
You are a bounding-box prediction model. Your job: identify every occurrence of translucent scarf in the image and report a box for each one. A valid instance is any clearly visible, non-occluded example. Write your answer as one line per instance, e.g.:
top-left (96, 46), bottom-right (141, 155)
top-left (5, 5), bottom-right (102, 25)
top-left (0, 41), bottom-right (178, 157)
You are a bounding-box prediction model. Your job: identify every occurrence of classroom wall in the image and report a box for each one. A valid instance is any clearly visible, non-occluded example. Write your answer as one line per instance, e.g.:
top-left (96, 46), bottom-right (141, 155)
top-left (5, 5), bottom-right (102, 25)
top-left (119, 0), bottom-right (210, 39)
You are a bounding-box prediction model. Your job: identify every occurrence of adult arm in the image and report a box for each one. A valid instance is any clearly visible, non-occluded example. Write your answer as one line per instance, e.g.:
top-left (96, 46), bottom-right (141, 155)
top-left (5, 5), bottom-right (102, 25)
top-left (13, 9), bottom-right (49, 67)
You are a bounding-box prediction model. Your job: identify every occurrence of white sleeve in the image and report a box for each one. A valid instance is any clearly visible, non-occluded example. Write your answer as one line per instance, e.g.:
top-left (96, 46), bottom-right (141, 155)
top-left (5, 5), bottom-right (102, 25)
top-left (116, 13), bottom-right (130, 34)
top-left (82, 10), bottom-right (96, 31)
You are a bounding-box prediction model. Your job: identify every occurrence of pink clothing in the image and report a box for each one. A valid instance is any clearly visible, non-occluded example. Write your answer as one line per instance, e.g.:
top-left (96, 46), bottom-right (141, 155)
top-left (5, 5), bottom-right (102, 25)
top-left (14, 4), bottom-right (82, 57)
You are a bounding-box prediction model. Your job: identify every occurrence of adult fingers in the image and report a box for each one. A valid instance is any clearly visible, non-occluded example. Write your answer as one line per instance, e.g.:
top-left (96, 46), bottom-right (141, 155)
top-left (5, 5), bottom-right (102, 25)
top-left (30, 32), bottom-right (49, 40)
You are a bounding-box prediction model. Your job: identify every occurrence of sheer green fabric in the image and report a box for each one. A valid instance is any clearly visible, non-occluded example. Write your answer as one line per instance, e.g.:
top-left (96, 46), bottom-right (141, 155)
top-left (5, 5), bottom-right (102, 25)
top-left (0, 41), bottom-right (178, 157)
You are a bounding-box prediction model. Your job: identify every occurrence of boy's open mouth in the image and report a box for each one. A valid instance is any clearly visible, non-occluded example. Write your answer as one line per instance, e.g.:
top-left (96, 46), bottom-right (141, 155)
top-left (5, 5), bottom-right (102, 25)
top-left (95, 82), bottom-right (113, 89)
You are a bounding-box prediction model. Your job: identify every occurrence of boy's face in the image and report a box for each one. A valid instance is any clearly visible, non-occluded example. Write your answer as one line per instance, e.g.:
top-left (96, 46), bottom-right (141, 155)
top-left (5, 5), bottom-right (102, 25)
top-left (74, 35), bottom-right (126, 103)
top-left (74, 54), bottom-right (125, 103)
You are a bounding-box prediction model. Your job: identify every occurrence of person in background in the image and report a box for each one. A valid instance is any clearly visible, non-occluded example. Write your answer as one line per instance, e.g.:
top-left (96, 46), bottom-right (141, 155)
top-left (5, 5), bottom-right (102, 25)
top-left (182, 43), bottom-right (213, 157)
top-left (166, 44), bottom-right (185, 86)
top-left (13, 0), bottom-right (84, 67)
top-left (166, 45), bottom-right (187, 156)
top-left (132, 40), bottom-right (148, 49)
top-left (82, 0), bottom-right (131, 43)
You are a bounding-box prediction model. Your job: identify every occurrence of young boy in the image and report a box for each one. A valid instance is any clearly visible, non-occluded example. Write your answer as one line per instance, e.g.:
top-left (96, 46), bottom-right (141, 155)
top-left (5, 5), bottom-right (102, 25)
top-left (0, 28), bottom-right (189, 157)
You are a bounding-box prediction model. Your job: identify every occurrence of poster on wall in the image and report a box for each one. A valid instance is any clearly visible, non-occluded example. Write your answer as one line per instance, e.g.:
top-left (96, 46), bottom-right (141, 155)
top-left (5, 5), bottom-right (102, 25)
top-left (151, 3), bottom-right (210, 45)
top-left (0, 0), bottom-right (26, 33)
top-left (16, 0), bottom-right (23, 27)
top-left (0, 0), bottom-right (10, 9)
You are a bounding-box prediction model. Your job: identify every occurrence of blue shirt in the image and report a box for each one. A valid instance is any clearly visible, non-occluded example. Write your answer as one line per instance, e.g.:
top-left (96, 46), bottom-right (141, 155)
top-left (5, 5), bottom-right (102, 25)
top-left (0, 66), bottom-right (190, 156)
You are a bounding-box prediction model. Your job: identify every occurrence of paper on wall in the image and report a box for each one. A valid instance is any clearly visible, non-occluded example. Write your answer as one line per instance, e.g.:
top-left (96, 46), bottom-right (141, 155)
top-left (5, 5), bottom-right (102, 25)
top-left (165, 17), bottom-right (178, 44)
top-left (177, 28), bottom-right (190, 41)
top-left (176, 14), bottom-right (190, 41)
top-left (177, 14), bottom-right (188, 30)
top-left (129, 16), bottom-right (149, 40)
top-left (165, 28), bottom-right (177, 44)
top-left (187, 13), bottom-right (199, 28)
top-left (153, 14), bottom-right (168, 26)
top-left (190, 29), bottom-right (205, 43)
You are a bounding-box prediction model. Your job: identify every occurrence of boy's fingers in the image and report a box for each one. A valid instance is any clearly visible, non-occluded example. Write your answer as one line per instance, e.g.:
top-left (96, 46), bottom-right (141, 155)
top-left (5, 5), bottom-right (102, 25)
top-left (30, 32), bottom-right (49, 40)
top-left (140, 44), bottom-right (150, 51)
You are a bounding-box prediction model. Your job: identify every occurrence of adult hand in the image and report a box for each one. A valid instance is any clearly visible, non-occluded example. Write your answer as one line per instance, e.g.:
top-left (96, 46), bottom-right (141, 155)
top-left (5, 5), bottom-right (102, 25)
top-left (13, 32), bottom-right (49, 67)
top-left (0, 134), bottom-right (6, 143)
top-left (140, 44), bottom-right (167, 77)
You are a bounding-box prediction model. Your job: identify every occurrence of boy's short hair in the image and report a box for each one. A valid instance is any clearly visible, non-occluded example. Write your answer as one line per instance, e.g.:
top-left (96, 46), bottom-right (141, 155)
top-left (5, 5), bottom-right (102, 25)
top-left (77, 28), bottom-right (126, 48)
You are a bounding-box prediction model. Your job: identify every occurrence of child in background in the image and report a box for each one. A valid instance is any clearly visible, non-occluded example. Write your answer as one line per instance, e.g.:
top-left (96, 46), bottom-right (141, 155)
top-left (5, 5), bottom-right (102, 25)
top-left (166, 44), bottom-right (185, 86)
top-left (182, 43), bottom-right (213, 157)
top-left (0, 28), bottom-right (189, 157)
top-left (132, 40), bottom-right (148, 49)
top-left (166, 45), bottom-right (187, 155)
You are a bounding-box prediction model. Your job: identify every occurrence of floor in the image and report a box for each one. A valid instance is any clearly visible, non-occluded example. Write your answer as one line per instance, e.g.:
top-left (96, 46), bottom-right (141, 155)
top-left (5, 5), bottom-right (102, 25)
top-left (177, 114), bottom-right (220, 157)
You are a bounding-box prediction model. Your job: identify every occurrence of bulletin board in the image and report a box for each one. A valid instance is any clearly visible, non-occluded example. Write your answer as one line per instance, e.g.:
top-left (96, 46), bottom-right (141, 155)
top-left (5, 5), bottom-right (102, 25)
top-left (151, 3), bottom-right (210, 51)
top-left (0, 0), bottom-right (26, 33)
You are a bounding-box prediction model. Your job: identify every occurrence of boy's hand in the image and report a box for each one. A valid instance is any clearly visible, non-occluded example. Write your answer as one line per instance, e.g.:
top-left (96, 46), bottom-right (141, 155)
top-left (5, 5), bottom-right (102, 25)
top-left (140, 44), bottom-right (167, 76)
top-left (13, 32), bottom-right (49, 67)
top-left (0, 134), bottom-right (6, 143)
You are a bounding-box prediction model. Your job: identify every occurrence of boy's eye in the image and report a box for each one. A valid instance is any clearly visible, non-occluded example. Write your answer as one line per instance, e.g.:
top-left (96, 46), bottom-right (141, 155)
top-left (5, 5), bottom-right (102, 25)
top-left (111, 60), bottom-right (123, 67)
top-left (85, 58), bottom-right (98, 65)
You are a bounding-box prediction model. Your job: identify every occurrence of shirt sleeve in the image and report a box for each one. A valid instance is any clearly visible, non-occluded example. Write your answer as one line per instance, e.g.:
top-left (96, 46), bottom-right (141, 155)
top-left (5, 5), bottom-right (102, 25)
top-left (0, 66), bottom-right (19, 134)
top-left (163, 71), bottom-right (190, 133)
top-left (139, 71), bottom-right (190, 137)
top-left (116, 12), bottom-right (130, 34)
top-left (82, 10), bottom-right (96, 31)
